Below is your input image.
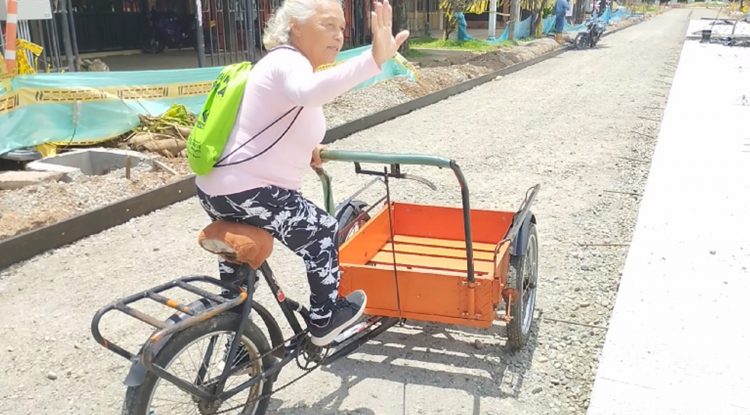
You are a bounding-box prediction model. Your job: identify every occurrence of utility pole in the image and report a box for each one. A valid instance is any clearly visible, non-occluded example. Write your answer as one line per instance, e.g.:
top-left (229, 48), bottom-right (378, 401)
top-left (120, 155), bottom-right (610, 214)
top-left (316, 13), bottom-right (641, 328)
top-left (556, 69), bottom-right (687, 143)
top-left (58, 0), bottom-right (76, 72)
top-left (194, 0), bottom-right (206, 67)
top-left (65, 0), bottom-right (80, 71)
top-left (489, 0), bottom-right (498, 39)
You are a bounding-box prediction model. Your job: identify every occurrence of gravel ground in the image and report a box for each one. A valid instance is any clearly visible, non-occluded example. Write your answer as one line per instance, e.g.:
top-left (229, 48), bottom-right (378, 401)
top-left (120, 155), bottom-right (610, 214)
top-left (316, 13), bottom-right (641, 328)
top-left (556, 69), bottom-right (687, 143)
top-left (0, 162), bottom-right (187, 240)
top-left (0, 8), bottom-right (689, 415)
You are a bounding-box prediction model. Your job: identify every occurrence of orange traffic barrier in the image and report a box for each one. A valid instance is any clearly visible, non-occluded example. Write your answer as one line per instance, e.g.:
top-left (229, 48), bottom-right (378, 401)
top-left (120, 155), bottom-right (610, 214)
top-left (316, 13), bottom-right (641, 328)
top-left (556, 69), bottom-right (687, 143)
top-left (3, 0), bottom-right (18, 75)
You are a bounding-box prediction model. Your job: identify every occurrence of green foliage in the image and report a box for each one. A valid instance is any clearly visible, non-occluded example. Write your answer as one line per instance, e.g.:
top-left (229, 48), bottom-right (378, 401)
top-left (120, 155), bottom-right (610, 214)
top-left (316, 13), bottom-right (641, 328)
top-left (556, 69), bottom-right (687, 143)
top-left (402, 48), bottom-right (429, 58)
top-left (410, 37), bottom-right (507, 51)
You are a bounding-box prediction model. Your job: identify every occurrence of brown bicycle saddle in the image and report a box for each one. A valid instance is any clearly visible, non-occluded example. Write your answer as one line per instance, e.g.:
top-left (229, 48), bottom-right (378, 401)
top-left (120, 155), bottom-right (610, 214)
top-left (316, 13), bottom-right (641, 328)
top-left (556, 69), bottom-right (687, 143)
top-left (198, 221), bottom-right (274, 269)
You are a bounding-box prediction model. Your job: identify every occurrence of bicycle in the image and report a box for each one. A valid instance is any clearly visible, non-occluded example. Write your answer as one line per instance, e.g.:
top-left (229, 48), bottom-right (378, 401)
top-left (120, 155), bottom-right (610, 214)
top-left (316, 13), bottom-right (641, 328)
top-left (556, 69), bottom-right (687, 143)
top-left (91, 149), bottom-right (540, 415)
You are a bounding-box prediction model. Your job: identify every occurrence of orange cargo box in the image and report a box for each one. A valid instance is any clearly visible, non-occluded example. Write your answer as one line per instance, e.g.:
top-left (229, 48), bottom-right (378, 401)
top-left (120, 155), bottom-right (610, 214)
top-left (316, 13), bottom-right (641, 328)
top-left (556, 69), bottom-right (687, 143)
top-left (338, 202), bottom-right (515, 328)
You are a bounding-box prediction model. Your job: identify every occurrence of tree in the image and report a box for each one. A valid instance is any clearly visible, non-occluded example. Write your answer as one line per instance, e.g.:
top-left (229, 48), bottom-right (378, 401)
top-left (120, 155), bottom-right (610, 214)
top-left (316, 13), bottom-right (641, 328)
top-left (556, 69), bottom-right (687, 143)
top-left (527, 0), bottom-right (550, 38)
top-left (439, 0), bottom-right (489, 40)
top-left (392, 0), bottom-right (410, 53)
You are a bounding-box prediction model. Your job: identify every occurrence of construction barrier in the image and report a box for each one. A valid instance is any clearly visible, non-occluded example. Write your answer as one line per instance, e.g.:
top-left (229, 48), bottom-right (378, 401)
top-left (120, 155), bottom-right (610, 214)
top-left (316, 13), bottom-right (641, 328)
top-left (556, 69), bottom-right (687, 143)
top-left (0, 45), bottom-right (416, 155)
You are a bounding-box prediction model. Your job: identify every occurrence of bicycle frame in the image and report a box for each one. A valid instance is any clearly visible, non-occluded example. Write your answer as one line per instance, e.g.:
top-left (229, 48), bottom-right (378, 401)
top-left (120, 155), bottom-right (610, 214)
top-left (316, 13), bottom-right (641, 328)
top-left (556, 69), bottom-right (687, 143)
top-left (93, 256), bottom-right (396, 404)
top-left (211, 262), bottom-right (397, 403)
top-left (138, 262), bottom-right (310, 402)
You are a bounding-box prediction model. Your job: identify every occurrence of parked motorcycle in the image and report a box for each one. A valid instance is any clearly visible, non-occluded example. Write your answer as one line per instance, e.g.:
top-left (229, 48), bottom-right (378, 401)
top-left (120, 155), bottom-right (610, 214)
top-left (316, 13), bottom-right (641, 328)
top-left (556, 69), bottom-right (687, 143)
top-left (141, 10), bottom-right (196, 54)
top-left (574, 13), bottom-right (606, 49)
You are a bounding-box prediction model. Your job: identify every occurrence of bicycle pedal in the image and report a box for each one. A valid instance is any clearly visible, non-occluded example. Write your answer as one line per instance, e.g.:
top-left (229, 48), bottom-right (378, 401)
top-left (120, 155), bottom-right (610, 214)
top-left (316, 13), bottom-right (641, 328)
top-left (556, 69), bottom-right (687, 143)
top-left (333, 321), bottom-right (369, 344)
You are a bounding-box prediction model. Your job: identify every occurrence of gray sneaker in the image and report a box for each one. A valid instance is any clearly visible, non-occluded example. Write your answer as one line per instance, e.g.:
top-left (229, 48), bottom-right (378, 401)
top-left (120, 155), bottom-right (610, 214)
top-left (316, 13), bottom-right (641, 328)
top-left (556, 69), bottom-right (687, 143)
top-left (309, 290), bottom-right (367, 347)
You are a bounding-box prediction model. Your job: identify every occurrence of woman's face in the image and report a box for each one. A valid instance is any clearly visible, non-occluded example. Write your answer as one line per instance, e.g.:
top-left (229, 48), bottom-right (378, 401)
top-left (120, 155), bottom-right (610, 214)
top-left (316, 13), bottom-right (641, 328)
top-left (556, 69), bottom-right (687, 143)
top-left (289, 0), bottom-right (345, 69)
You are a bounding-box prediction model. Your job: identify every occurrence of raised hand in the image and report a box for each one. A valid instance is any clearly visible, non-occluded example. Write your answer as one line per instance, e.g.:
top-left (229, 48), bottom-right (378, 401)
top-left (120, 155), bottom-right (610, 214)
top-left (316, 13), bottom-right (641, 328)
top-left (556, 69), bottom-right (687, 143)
top-left (370, 0), bottom-right (410, 67)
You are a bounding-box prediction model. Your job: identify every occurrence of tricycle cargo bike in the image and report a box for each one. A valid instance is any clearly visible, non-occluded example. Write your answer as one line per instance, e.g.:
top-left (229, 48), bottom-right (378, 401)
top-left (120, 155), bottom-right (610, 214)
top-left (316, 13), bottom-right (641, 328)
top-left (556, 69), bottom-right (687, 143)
top-left (91, 150), bottom-right (540, 415)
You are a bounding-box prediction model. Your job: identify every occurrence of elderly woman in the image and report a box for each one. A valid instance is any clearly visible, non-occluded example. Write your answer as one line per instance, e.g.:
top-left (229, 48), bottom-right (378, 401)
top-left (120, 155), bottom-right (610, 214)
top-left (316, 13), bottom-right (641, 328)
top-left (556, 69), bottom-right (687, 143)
top-left (196, 0), bottom-right (409, 346)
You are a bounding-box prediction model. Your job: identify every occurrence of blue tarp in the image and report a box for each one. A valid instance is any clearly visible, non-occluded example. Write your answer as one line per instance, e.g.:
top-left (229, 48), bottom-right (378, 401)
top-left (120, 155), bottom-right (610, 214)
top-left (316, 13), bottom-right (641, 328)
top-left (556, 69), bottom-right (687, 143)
top-left (452, 6), bottom-right (631, 44)
top-left (492, 16), bottom-right (533, 41)
top-left (456, 12), bottom-right (476, 41)
top-left (484, 6), bottom-right (631, 41)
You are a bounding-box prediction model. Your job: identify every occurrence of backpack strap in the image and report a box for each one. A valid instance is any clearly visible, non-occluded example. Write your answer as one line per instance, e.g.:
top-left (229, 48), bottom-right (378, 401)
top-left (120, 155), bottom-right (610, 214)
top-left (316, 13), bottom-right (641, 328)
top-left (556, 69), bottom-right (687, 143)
top-left (213, 44), bottom-right (305, 169)
top-left (213, 106), bottom-right (303, 168)
top-left (268, 44), bottom-right (299, 54)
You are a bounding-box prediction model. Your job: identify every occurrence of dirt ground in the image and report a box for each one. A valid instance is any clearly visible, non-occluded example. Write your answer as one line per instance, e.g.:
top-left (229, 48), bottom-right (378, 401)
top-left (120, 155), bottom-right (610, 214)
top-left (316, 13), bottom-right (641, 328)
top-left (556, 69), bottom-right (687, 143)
top-left (0, 8), bottom-right (695, 415)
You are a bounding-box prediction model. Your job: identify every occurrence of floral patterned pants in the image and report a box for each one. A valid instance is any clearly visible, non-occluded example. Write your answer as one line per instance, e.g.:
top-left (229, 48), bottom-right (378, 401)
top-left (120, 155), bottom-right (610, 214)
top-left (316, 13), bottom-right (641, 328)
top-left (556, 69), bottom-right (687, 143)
top-left (197, 185), bottom-right (339, 322)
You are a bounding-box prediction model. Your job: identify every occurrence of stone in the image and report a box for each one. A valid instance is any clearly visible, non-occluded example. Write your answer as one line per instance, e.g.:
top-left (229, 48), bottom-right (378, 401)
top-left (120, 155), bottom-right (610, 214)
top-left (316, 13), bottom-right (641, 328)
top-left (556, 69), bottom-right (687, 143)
top-left (0, 171), bottom-right (64, 190)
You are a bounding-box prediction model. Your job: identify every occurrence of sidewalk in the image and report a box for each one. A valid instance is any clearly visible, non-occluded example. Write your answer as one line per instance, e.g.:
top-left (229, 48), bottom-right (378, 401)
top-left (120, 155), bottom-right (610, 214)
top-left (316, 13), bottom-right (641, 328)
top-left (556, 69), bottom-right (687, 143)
top-left (587, 20), bottom-right (750, 415)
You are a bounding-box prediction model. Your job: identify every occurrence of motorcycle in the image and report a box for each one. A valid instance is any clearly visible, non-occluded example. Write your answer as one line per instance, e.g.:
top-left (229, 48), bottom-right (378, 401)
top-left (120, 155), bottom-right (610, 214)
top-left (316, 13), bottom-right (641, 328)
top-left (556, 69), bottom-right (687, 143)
top-left (574, 13), bottom-right (606, 49)
top-left (141, 10), bottom-right (196, 54)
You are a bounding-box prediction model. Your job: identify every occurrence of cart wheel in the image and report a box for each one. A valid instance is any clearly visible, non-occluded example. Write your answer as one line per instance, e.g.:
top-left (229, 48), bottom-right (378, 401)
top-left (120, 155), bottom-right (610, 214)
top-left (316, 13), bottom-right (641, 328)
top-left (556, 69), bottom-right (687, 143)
top-left (141, 31), bottom-right (166, 54)
top-left (335, 200), bottom-right (370, 245)
top-left (506, 223), bottom-right (538, 352)
top-left (122, 313), bottom-right (274, 415)
top-left (574, 33), bottom-right (589, 50)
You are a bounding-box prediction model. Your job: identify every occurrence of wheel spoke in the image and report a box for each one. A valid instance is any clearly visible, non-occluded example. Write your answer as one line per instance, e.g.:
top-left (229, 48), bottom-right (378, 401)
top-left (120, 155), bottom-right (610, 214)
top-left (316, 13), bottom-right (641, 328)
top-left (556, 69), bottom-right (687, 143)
top-left (145, 330), bottom-right (264, 415)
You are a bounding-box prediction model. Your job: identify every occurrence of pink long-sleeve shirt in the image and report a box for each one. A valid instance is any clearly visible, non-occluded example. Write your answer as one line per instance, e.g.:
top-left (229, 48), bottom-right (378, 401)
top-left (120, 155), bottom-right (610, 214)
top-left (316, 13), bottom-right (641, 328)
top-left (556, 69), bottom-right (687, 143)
top-left (195, 47), bottom-right (382, 196)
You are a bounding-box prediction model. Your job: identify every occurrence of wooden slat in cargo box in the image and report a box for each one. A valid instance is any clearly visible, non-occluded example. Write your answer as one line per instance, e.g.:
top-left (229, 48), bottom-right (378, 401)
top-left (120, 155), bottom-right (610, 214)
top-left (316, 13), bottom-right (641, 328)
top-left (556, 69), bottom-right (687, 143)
top-left (392, 235), bottom-right (497, 252)
top-left (382, 242), bottom-right (495, 261)
top-left (365, 262), bottom-right (498, 278)
top-left (370, 251), bottom-right (495, 275)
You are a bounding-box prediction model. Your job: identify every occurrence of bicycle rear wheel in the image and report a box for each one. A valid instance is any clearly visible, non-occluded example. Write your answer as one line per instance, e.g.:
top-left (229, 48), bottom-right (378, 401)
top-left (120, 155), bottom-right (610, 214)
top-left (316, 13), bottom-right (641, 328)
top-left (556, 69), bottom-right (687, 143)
top-left (123, 313), bottom-right (274, 415)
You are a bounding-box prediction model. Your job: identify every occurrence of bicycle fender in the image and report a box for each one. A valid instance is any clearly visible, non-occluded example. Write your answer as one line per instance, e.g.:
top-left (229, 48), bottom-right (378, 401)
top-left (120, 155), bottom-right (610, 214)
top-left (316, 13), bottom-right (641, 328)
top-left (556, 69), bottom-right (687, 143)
top-left (510, 213), bottom-right (537, 257)
top-left (123, 298), bottom-right (213, 387)
top-left (122, 298), bottom-right (284, 387)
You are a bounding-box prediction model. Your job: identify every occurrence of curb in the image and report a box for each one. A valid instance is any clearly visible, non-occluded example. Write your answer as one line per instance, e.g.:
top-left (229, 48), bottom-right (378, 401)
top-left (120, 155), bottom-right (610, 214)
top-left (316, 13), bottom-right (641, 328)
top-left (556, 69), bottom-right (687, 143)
top-left (0, 177), bottom-right (196, 270)
top-left (0, 15), bottom-right (652, 271)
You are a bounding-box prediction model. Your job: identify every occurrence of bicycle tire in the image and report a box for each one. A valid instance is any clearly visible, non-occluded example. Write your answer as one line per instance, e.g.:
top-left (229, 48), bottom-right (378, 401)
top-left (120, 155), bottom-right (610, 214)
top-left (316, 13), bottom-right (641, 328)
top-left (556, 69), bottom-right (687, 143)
top-left (575, 33), bottom-right (589, 49)
top-left (506, 223), bottom-right (539, 352)
top-left (335, 199), bottom-right (370, 245)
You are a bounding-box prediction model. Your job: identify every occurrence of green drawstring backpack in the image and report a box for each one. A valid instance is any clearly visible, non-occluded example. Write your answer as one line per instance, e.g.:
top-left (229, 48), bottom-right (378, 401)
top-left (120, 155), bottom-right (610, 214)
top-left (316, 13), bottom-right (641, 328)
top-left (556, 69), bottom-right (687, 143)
top-left (187, 61), bottom-right (253, 176)
top-left (187, 46), bottom-right (302, 176)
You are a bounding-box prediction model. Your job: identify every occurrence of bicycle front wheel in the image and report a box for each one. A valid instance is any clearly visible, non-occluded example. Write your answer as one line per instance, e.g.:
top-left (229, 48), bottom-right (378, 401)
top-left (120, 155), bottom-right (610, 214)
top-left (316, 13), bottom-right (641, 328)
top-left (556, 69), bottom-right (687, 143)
top-left (123, 313), bottom-right (274, 415)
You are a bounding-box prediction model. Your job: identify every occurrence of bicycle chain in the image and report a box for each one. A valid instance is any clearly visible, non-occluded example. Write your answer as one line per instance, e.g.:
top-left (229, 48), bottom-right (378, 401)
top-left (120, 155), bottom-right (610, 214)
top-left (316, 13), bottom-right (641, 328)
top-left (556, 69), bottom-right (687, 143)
top-left (213, 331), bottom-right (328, 414)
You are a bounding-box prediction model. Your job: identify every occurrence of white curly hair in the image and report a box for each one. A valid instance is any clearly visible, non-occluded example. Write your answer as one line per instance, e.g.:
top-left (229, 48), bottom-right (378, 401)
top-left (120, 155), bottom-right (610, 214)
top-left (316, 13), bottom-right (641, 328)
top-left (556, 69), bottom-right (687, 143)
top-left (263, 0), bottom-right (343, 50)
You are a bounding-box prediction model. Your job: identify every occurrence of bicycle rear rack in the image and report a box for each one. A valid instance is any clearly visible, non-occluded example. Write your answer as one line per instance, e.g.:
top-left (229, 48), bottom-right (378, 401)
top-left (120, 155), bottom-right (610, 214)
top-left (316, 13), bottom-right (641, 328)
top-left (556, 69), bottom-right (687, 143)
top-left (91, 275), bottom-right (246, 362)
